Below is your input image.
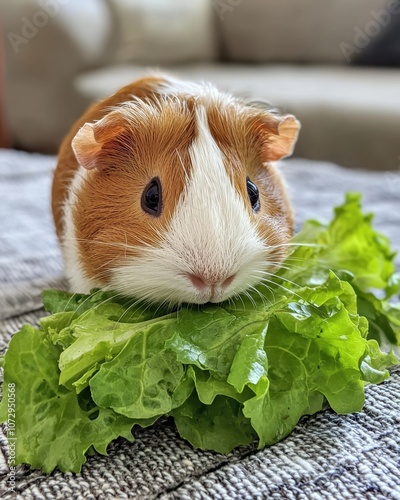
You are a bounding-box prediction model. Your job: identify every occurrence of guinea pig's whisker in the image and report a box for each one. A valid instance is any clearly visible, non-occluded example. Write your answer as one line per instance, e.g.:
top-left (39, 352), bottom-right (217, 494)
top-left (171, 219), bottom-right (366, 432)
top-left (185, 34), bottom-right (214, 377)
top-left (255, 270), bottom-right (303, 290)
top-left (64, 237), bottom-right (131, 252)
top-left (112, 289), bottom-right (155, 316)
top-left (265, 262), bottom-right (295, 272)
top-left (119, 296), bottom-right (147, 319)
top-left (57, 285), bottom-right (123, 317)
top-left (60, 291), bottom-right (81, 316)
top-left (277, 260), bottom-right (318, 271)
top-left (257, 277), bottom-right (297, 296)
top-left (246, 284), bottom-right (270, 308)
top-left (95, 255), bottom-right (125, 273)
top-left (240, 289), bottom-right (256, 309)
top-left (276, 256), bottom-right (319, 266)
top-left (257, 279), bottom-right (299, 301)
top-left (243, 289), bottom-right (258, 309)
top-left (269, 242), bottom-right (322, 249)
top-left (226, 296), bottom-right (237, 311)
top-left (264, 262), bottom-right (302, 274)
top-left (249, 287), bottom-right (267, 308)
top-left (67, 292), bottom-right (126, 325)
top-left (112, 297), bottom-right (152, 328)
top-left (234, 292), bottom-right (247, 310)
top-left (176, 150), bottom-right (190, 181)
top-left (151, 298), bottom-right (175, 320)
top-left (149, 300), bottom-right (168, 318)
top-left (251, 277), bottom-right (277, 303)
top-left (66, 236), bottom-right (155, 255)
top-left (110, 280), bottom-right (185, 314)
top-left (257, 278), bottom-right (320, 313)
top-left (263, 259), bottom-right (309, 273)
top-left (230, 296), bottom-right (241, 311)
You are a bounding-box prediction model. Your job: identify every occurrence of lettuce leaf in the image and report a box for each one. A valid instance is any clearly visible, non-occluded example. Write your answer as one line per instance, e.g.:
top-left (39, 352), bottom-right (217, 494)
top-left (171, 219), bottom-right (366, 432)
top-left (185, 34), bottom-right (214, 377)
top-left (0, 194), bottom-right (398, 473)
top-left (0, 325), bottom-right (135, 473)
top-left (282, 193), bottom-right (398, 291)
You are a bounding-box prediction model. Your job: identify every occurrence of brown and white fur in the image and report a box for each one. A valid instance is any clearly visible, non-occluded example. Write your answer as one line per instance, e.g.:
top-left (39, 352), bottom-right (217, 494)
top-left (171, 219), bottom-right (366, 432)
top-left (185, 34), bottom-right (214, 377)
top-left (52, 75), bottom-right (300, 305)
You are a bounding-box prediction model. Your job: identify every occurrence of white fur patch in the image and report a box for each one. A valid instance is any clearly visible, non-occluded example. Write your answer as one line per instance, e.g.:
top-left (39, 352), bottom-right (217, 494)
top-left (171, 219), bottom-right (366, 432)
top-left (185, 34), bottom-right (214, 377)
top-left (156, 76), bottom-right (237, 111)
top-left (62, 168), bottom-right (99, 293)
top-left (109, 104), bottom-right (268, 305)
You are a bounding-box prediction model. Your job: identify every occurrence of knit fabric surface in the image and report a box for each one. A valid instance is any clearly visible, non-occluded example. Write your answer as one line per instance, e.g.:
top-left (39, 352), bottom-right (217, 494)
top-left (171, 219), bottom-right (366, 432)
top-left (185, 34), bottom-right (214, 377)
top-left (0, 149), bottom-right (399, 499)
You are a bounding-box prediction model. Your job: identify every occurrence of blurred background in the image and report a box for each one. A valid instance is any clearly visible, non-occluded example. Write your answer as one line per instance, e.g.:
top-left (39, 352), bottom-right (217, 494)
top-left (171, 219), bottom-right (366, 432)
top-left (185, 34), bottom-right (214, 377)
top-left (0, 0), bottom-right (400, 171)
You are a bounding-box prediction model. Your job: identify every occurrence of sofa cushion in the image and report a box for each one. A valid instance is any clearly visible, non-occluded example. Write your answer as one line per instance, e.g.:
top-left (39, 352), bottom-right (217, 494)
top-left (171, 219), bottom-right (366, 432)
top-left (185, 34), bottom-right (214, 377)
top-left (75, 63), bottom-right (400, 171)
top-left (216, 0), bottom-right (388, 64)
top-left (107, 0), bottom-right (216, 64)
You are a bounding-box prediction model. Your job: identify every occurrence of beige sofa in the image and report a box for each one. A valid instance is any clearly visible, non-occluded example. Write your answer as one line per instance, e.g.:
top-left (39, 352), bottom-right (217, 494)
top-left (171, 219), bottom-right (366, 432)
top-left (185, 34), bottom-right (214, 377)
top-left (2, 0), bottom-right (400, 170)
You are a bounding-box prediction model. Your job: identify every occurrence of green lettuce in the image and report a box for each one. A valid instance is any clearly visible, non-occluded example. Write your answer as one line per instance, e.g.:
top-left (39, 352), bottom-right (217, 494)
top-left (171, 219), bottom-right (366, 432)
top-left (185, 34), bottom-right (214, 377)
top-left (0, 194), bottom-right (398, 472)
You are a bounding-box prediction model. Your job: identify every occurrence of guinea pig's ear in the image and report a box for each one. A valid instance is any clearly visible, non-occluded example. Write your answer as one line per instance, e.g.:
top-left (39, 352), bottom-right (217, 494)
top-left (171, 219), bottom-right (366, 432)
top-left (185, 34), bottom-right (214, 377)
top-left (71, 113), bottom-right (126, 170)
top-left (257, 114), bottom-right (301, 162)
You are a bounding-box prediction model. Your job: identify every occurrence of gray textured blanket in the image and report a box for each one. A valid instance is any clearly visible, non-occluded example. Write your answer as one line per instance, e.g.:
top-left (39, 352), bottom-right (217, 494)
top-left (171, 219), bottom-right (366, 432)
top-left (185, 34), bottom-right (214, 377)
top-left (0, 150), bottom-right (399, 499)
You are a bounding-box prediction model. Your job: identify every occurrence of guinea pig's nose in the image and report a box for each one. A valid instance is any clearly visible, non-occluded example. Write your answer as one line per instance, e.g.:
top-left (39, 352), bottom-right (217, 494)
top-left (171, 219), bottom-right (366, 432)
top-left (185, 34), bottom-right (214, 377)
top-left (221, 274), bottom-right (235, 288)
top-left (188, 274), bottom-right (207, 290)
top-left (187, 273), bottom-right (235, 290)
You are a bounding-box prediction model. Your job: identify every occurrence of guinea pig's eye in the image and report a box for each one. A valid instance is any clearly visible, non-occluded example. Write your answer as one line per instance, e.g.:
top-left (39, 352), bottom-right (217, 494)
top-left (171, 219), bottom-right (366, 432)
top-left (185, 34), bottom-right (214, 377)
top-left (246, 177), bottom-right (260, 212)
top-left (141, 177), bottom-right (162, 216)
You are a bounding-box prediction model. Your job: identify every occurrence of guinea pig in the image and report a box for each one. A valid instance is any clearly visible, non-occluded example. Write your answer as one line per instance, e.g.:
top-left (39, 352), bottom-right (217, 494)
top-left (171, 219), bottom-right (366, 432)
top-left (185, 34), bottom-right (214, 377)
top-left (52, 74), bottom-right (300, 305)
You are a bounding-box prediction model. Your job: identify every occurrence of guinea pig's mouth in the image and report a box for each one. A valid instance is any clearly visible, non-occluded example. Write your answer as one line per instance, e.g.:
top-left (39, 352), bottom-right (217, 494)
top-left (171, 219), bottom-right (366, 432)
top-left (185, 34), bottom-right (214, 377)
top-left (182, 287), bottom-right (227, 305)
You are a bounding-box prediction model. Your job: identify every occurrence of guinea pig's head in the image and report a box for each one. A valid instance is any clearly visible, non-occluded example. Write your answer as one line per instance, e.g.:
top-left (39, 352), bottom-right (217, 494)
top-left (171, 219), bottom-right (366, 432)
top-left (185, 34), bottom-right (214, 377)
top-left (69, 78), bottom-right (300, 305)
